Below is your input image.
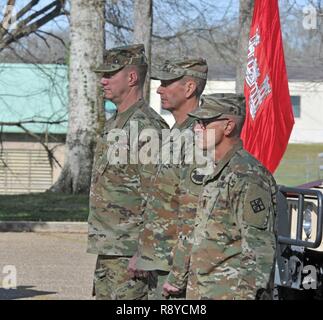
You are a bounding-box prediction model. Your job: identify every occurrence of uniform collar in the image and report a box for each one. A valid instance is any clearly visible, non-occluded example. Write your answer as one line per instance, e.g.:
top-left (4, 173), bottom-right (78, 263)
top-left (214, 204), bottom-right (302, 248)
top-left (204, 140), bottom-right (243, 183)
top-left (114, 99), bottom-right (145, 129)
top-left (172, 110), bottom-right (197, 130)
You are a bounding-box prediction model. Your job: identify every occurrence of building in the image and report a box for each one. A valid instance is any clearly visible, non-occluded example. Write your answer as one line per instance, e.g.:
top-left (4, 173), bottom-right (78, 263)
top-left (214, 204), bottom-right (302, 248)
top-left (0, 63), bottom-right (67, 194)
top-left (1, 63), bottom-right (323, 194)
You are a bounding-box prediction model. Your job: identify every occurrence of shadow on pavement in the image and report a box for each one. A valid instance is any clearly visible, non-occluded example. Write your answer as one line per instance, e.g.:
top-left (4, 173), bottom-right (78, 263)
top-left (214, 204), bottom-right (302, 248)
top-left (0, 286), bottom-right (56, 300)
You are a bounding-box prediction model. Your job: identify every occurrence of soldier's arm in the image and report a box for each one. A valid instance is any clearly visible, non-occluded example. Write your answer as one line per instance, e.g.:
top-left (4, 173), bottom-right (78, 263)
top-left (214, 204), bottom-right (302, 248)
top-left (136, 119), bottom-right (164, 204)
top-left (166, 235), bottom-right (192, 291)
top-left (166, 167), bottom-right (200, 291)
top-left (127, 119), bottom-right (164, 275)
top-left (230, 175), bottom-right (277, 299)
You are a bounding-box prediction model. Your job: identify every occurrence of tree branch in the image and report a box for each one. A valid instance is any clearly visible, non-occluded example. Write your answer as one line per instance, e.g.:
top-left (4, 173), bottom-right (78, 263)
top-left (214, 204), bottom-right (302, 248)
top-left (16, 123), bottom-right (62, 169)
top-left (37, 30), bottom-right (66, 47)
top-left (0, 120), bottom-right (67, 126)
top-left (0, 0), bottom-right (66, 52)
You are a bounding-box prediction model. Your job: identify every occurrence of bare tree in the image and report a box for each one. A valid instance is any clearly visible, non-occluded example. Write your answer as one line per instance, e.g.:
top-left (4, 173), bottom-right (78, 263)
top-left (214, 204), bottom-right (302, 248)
top-left (0, 0), bottom-right (67, 52)
top-left (0, 29), bottom-right (69, 63)
top-left (235, 0), bottom-right (253, 94)
top-left (0, 119), bottom-right (67, 169)
top-left (105, 0), bottom-right (239, 64)
top-left (0, 1), bottom-right (69, 186)
top-left (50, 0), bottom-right (105, 194)
top-left (2, 0), bottom-right (322, 195)
top-left (133, 0), bottom-right (153, 102)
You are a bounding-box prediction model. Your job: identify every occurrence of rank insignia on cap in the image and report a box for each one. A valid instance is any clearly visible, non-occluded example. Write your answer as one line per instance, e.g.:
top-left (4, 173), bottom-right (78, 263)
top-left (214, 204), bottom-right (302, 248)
top-left (190, 168), bottom-right (205, 185)
top-left (250, 198), bottom-right (265, 213)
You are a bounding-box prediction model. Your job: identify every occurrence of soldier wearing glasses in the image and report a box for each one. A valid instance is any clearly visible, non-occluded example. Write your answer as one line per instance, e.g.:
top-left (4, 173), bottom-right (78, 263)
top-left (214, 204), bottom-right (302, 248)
top-left (163, 93), bottom-right (277, 300)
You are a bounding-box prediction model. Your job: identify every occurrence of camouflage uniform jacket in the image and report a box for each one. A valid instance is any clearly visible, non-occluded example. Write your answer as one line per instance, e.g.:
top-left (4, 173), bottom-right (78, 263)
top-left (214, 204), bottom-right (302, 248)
top-left (167, 141), bottom-right (277, 299)
top-left (136, 115), bottom-right (205, 271)
top-left (87, 99), bottom-right (168, 256)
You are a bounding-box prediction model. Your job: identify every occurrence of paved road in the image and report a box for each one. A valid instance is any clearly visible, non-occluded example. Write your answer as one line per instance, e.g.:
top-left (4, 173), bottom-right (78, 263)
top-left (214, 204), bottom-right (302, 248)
top-left (0, 232), bottom-right (97, 300)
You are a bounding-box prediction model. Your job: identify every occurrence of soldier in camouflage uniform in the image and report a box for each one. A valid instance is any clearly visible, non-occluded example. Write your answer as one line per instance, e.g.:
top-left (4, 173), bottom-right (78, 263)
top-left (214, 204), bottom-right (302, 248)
top-left (87, 44), bottom-right (168, 300)
top-left (128, 58), bottom-right (209, 299)
top-left (163, 94), bottom-right (277, 299)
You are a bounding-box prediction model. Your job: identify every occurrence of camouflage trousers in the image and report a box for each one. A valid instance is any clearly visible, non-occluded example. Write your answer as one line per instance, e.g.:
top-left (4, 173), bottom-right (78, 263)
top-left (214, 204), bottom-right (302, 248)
top-left (186, 273), bottom-right (274, 300)
top-left (93, 255), bottom-right (148, 300)
top-left (148, 270), bottom-right (185, 300)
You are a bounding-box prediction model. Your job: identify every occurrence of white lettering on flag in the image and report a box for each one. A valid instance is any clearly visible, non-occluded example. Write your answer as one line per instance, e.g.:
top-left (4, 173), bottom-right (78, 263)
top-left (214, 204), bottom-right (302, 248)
top-left (245, 28), bottom-right (272, 119)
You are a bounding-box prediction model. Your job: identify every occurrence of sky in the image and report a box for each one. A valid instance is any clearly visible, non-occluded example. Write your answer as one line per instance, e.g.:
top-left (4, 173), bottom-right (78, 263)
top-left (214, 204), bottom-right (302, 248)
top-left (0, 0), bottom-right (319, 43)
top-left (0, 0), bottom-right (316, 29)
top-left (0, 0), bottom-right (69, 32)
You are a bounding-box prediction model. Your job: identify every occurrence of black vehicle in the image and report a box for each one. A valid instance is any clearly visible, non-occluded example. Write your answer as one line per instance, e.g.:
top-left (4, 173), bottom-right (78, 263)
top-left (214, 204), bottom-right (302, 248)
top-left (274, 179), bottom-right (323, 299)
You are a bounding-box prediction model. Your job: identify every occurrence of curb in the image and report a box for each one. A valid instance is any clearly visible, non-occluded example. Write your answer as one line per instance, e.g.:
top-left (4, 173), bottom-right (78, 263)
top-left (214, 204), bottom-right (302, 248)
top-left (0, 221), bottom-right (88, 233)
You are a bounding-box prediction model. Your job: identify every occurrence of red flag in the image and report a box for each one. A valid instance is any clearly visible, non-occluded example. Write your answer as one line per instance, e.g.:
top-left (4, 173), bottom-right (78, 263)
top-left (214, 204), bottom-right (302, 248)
top-left (241, 0), bottom-right (294, 173)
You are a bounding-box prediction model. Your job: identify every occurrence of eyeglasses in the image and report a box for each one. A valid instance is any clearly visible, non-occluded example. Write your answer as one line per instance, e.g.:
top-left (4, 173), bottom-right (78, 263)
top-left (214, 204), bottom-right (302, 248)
top-left (196, 117), bottom-right (229, 129)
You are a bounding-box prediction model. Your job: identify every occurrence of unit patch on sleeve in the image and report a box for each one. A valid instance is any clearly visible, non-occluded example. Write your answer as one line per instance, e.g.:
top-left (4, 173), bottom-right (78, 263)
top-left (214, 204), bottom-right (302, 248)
top-left (250, 198), bottom-right (266, 213)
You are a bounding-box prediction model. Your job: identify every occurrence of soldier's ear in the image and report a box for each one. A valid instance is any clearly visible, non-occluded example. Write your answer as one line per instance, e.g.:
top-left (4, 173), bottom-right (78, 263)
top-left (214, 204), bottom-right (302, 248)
top-left (224, 119), bottom-right (236, 136)
top-left (128, 68), bottom-right (139, 87)
top-left (184, 79), bottom-right (197, 98)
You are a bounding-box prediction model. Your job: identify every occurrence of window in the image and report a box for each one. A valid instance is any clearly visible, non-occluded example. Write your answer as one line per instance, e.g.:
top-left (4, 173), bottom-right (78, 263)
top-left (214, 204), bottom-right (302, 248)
top-left (291, 96), bottom-right (301, 118)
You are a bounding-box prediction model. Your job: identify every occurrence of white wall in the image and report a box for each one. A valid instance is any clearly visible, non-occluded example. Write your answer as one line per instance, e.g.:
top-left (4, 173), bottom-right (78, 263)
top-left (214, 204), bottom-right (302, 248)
top-left (150, 79), bottom-right (323, 143)
top-left (288, 82), bottom-right (323, 143)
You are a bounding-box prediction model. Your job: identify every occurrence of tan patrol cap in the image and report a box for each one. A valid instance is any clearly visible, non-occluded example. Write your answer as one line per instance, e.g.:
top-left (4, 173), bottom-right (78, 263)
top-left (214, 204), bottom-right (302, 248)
top-left (151, 58), bottom-right (208, 80)
top-left (189, 93), bottom-right (246, 119)
top-left (93, 44), bottom-right (147, 73)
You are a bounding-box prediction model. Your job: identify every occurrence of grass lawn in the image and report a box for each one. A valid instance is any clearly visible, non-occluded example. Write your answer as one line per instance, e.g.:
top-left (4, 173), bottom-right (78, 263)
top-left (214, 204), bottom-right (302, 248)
top-left (0, 192), bottom-right (89, 222)
top-left (274, 143), bottom-right (323, 187)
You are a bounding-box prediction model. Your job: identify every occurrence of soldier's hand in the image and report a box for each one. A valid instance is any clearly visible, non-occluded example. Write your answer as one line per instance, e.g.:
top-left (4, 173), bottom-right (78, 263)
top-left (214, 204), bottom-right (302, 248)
top-left (162, 282), bottom-right (180, 297)
top-left (127, 254), bottom-right (147, 279)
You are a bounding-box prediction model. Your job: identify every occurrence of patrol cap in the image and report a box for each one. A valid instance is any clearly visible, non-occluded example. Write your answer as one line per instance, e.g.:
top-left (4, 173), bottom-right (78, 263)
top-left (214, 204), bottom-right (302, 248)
top-left (93, 44), bottom-right (147, 73)
top-left (188, 93), bottom-right (246, 119)
top-left (151, 58), bottom-right (208, 81)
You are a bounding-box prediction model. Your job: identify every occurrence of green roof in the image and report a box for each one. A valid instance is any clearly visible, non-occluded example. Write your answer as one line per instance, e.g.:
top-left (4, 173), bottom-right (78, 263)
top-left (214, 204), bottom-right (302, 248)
top-left (0, 63), bottom-right (117, 134)
top-left (0, 63), bottom-right (68, 134)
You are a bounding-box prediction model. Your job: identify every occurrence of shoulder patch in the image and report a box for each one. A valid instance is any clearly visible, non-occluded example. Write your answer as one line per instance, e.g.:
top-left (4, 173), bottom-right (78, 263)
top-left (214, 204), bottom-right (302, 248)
top-left (250, 198), bottom-right (265, 213)
top-left (243, 184), bottom-right (271, 229)
top-left (190, 168), bottom-right (205, 185)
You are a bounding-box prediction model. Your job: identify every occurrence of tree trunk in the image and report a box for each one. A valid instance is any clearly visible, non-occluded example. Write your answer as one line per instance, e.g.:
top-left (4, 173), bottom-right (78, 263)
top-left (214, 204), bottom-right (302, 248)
top-left (236, 0), bottom-right (254, 94)
top-left (133, 0), bottom-right (153, 103)
top-left (50, 0), bottom-right (105, 194)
